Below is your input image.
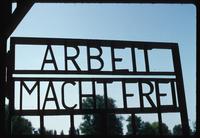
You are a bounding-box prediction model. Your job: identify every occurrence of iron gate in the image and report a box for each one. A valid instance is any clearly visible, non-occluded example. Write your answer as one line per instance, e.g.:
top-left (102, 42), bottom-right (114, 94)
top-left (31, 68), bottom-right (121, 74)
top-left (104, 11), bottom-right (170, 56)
top-left (6, 37), bottom-right (190, 136)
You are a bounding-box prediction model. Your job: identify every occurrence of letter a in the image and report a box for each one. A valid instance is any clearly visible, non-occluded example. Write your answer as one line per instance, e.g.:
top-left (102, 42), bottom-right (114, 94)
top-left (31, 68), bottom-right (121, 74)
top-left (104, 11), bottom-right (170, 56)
top-left (43, 81), bottom-right (60, 110)
top-left (41, 44), bottom-right (58, 70)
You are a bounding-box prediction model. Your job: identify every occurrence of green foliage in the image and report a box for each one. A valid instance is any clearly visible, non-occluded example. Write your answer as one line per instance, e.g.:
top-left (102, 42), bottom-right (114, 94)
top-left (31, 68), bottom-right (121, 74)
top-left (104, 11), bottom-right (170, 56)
top-left (12, 116), bottom-right (34, 135)
top-left (192, 122), bottom-right (196, 135)
top-left (151, 122), bottom-right (171, 135)
top-left (33, 127), bottom-right (57, 135)
top-left (79, 95), bottom-right (123, 135)
top-left (172, 124), bottom-right (194, 135)
top-left (6, 105), bottom-right (56, 135)
top-left (5, 105), bottom-right (33, 135)
top-left (173, 124), bottom-right (182, 135)
top-left (126, 116), bottom-right (143, 135)
top-left (139, 122), bottom-right (157, 135)
top-left (126, 116), bottom-right (171, 135)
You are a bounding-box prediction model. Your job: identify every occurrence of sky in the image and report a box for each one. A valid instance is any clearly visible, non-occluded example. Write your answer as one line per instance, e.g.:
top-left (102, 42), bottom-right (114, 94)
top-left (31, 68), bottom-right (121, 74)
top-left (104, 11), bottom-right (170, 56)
top-left (9, 3), bottom-right (196, 135)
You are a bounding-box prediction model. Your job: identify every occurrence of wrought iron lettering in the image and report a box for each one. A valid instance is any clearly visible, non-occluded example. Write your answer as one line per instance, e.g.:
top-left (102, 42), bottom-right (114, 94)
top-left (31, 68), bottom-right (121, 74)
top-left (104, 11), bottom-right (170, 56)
top-left (8, 37), bottom-right (190, 136)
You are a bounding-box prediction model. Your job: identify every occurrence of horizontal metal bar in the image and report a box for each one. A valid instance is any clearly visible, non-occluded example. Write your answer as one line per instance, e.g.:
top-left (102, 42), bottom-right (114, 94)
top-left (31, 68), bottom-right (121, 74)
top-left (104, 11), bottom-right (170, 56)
top-left (13, 74), bottom-right (176, 78)
top-left (13, 71), bottom-right (176, 76)
top-left (11, 0), bottom-right (195, 4)
top-left (14, 106), bottom-right (179, 116)
top-left (13, 77), bottom-right (176, 81)
top-left (3, 135), bottom-right (198, 138)
top-left (11, 37), bottom-right (177, 49)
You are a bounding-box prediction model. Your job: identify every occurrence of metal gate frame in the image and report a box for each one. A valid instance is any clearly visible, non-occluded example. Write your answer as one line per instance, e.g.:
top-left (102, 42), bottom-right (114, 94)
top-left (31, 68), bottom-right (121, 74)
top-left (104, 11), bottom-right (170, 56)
top-left (0, 0), bottom-right (199, 138)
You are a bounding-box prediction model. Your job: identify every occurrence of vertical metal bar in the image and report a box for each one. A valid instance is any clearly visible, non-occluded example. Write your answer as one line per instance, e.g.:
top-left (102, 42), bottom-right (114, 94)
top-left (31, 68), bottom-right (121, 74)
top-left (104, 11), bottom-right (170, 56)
top-left (155, 81), bottom-right (163, 135)
top-left (0, 37), bottom-right (7, 136)
top-left (131, 114), bottom-right (137, 135)
top-left (101, 82), bottom-right (108, 135)
top-left (0, 0), bottom-right (11, 132)
top-left (20, 81), bottom-right (23, 110)
top-left (8, 40), bottom-right (15, 136)
top-left (138, 81), bottom-right (144, 109)
top-left (131, 47), bottom-right (137, 72)
top-left (64, 45), bottom-right (68, 71)
top-left (87, 45), bottom-right (91, 71)
top-left (69, 115), bottom-right (75, 136)
top-left (157, 113), bottom-right (163, 135)
top-left (172, 46), bottom-right (190, 135)
top-left (38, 82), bottom-right (40, 110)
top-left (111, 47), bottom-right (116, 72)
top-left (92, 81), bottom-right (96, 110)
top-left (170, 81), bottom-right (177, 107)
top-left (122, 81), bottom-right (127, 108)
top-left (143, 49), bottom-right (150, 72)
top-left (79, 81), bottom-right (82, 110)
top-left (101, 112), bottom-right (107, 135)
top-left (40, 115), bottom-right (45, 136)
top-left (9, 38), bottom-right (15, 111)
top-left (103, 82), bottom-right (108, 109)
top-left (8, 114), bottom-right (12, 136)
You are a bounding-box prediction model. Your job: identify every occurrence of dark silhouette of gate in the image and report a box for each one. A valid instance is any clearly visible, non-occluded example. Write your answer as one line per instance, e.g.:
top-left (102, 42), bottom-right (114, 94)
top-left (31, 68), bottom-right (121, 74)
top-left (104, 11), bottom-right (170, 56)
top-left (0, 0), bottom-right (199, 138)
top-left (7, 37), bottom-right (189, 136)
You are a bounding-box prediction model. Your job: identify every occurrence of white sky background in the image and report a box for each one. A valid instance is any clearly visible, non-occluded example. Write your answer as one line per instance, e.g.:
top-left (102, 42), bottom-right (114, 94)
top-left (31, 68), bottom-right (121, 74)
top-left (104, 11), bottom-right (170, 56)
top-left (8, 3), bottom-right (196, 134)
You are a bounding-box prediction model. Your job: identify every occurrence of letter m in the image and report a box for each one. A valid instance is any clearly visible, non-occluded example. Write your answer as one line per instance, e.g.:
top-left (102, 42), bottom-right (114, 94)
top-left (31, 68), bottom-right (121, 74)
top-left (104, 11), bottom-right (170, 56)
top-left (20, 81), bottom-right (40, 110)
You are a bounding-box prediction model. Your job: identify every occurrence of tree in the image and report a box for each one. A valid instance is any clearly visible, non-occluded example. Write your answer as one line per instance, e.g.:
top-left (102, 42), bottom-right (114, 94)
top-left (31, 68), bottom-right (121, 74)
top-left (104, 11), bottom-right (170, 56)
top-left (172, 124), bottom-right (193, 135)
top-left (151, 122), bottom-right (171, 135)
top-left (33, 127), bottom-right (57, 135)
top-left (79, 95), bottom-right (123, 135)
top-left (11, 116), bottom-right (34, 135)
top-left (126, 115), bottom-right (171, 135)
top-left (5, 105), bottom-right (34, 135)
top-left (139, 122), bottom-right (157, 135)
top-left (126, 116), bottom-right (143, 135)
top-left (192, 122), bottom-right (196, 135)
top-left (173, 124), bottom-right (182, 135)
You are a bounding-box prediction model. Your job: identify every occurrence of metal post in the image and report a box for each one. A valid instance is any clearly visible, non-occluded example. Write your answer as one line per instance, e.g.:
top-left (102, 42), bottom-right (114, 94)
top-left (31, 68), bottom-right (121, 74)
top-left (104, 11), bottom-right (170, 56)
top-left (40, 115), bottom-right (45, 136)
top-left (0, 37), bottom-right (6, 136)
top-left (131, 114), bottom-right (137, 135)
top-left (69, 115), bottom-right (75, 136)
top-left (172, 46), bottom-right (190, 135)
top-left (0, 1), bottom-right (11, 136)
